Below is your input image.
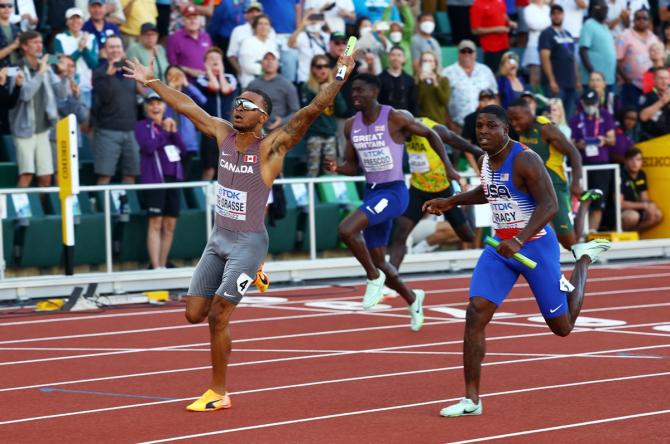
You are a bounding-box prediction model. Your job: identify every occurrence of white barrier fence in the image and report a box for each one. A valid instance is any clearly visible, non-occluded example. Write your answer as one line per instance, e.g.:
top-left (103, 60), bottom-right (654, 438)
top-left (0, 164), bottom-right (667, 301)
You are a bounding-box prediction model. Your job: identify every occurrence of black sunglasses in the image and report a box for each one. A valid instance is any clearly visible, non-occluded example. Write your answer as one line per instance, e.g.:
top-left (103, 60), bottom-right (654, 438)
top-left (460, 48), bottom-right (474, 54)
top-left (0, 3), bottom-right (13, 7)
top-left (233, 97), bottom-right (268, 115)
top-left (312, 63), bottom-right (330, 69)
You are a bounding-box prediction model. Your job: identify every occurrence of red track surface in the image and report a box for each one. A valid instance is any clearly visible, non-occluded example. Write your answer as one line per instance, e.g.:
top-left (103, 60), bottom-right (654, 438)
top-left (1, 262), bottom-right (670, 443)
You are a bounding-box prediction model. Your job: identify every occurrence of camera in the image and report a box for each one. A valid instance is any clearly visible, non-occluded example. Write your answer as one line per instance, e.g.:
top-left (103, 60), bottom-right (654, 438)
top-left (6, 66), bottom-right (20, 77)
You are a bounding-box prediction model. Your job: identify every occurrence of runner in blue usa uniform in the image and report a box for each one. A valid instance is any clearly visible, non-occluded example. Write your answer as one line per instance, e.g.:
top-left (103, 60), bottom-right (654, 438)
top-left (423, 105), bottom-right (611, 417)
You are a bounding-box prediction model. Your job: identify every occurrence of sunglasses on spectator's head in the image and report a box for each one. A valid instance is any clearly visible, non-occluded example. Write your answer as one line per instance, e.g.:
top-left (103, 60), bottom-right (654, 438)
top-left (233, 97), bottom-right (268, 115)
top-left (312, 63), bottom-right (330, 69)
top-left (460, 48), bottom-right (474, 54)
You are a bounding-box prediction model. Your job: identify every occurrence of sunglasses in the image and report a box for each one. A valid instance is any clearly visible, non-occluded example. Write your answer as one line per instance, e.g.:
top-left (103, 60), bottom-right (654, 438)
top-left (460, 48), bottom-right (474, 54)
top-left (0, 3), bottom-right (14, 8)
top-left (312, 63), bottom-right (330, 69)
top-left (233, 97), bottom-right (268, 115)
top-left (634, 15), bottom-right (649, 20)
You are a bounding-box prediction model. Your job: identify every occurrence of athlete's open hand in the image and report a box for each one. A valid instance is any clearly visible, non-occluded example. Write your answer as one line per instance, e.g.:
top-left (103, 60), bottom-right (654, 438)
top-left (422, 198), bottom-right (454, 215)
top-left (123, 57), bottom-right (155, 84)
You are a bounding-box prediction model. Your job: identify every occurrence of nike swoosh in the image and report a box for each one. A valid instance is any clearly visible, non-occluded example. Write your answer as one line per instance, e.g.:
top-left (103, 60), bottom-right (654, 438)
top-left (223, 292), bottom-right (237, 298)
top-left (549, 304), bottom-right (563, 313)
top-left (353, 128), bottom-right (362, 133)
top-left (220, 152), bottom-right (231, 157)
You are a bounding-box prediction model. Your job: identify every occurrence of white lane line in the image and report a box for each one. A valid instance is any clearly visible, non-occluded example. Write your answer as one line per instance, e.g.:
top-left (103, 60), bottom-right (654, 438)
top-left (0, 331), bottom-right (559, 392)
top-left (2, 270), bottom-right (669, 327)
top-left (450, 409), bottom-right (670, 443)
top-left (137, 371), bottom-right (670, 443)
top-left (4, 293), bottom-right (670, 348)
top-left (0, 347), bottom-right (660, 359)
top-left (0, 340), bottom-right (668, 428)
top-left (2, 297), bottom-right (669, 366)
top-left (0, 311), bottom-right (349, 345)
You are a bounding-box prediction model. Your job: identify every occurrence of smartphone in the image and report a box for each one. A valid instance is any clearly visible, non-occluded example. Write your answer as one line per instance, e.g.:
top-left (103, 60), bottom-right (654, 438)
top-left (6, 66), bottom-right (20, 77)
top-left (309, 13), bottom-right (325, 21)
top-left (323, 2), bottom-right (336, 11)
top-left (47, 54), bottom-right (60, 65)
top-left (375, 21), bottom-right (390, 32)
top-left (421, 62), bottom-right (432, 75)
top-left (113, 60), bottom-right (125, 68)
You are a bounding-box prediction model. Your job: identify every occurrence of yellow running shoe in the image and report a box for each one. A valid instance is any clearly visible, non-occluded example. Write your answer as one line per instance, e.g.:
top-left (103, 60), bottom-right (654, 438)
top-left (185, 389), bottom-right (232, 412)
top-left (254, 263), bottom-right (270, 293)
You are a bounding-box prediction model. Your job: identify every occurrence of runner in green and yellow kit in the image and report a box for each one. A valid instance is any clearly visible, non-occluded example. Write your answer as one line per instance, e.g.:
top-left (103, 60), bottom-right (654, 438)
top-left (507, 98), bottom-right (601, 250)
top-left (388, 112), bottom-right (483, 270)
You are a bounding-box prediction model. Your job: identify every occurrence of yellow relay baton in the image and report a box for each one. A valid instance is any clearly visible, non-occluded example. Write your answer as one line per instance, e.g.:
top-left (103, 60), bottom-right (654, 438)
top-left (335, 36), bottom-right (357, 81)
top-left (484, 236), bottom-right (537, 269)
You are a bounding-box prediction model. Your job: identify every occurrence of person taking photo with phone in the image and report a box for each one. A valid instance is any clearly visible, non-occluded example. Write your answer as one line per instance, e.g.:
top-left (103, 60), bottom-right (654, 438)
top-left (8, 31), bottom-right (68, 188)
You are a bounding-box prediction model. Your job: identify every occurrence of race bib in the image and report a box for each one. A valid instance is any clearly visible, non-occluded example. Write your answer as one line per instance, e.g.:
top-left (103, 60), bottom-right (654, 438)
top-left (490, 200), bottom-right (525, 227)
top-left (164, 144), bottom-right (181, 162)
top-left (585, 144), bottom-right (599, 157)
top-left (216, 184), bottom-right (247, 221)
top-left (408, 153), bottom-right (430, 173)
top-left (359, 146), bottom-right (393, 172)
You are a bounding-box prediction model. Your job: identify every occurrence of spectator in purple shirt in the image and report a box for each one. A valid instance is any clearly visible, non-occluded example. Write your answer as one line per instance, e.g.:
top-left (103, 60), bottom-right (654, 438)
top-left (569, 89), bottom-right (616, 232)
top-left (135, 91), bottom-right (187, 270)
top-left (166, 4), bottom-right (212, 81)
top-left (82, 0), bottom-right (120, 60)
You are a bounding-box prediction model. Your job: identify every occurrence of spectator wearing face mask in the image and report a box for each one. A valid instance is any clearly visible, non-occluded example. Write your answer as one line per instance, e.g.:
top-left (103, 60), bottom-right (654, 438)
top-left (411, 13), bottom-right (441, 75)
top-left (288, 9), bottom-right (330, 84)
top-left (380, 0), bottom-right (414, 74)
top-left (355, 16), bottom-right (390, 75)
top-left (569, 89), bottom-right (616, 233)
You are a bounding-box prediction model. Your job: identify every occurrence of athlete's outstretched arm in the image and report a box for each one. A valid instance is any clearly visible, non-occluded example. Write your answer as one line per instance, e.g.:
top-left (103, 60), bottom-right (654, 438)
top-left (433, 124), bottom-right (485, 159)
top-left (324, 118), bottom-right (360, 175)
top-left (542, 124), bottom-right (584, 197)
top-left (423, 186), bottom-right (487, 215)
top-left (124, 58), bottom-right (233, 143)
top-left (391, 111), bottom-right (460, 180)
top-left (265, 53), bottom-right (356, 158)
top-left (514, 150), bottom-right (558, 243)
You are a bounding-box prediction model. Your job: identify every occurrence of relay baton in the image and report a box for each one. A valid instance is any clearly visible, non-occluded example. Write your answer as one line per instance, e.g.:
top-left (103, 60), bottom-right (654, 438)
top-left (335, 36), bottom-right (357, 80)
top-left (484, 236), bottom-right (537, 269)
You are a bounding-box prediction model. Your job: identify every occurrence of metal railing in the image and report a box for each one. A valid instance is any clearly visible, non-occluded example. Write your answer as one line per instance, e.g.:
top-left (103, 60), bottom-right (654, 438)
top-left (0, 164), bottom-right (625, 282)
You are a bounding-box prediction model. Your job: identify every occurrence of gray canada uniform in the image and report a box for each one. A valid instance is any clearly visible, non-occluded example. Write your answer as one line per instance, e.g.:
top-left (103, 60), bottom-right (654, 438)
top-left (188, 132), bottom-right (270, 304)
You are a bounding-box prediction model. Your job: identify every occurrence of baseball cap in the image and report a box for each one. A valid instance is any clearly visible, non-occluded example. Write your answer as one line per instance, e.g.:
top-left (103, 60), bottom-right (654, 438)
top-left (65, 7), bottom-right (84, 19)
top-left (520, 90), bottom-right (536, 100)
top-left (140, 22), bottom-right (158, 34)
top-left (145, 91), bottom-right (163, 102)
top-left (458, 40), bottom-right (477, 52)
top-left (263, 49), bottom-right (280, 60)
top-left (582, 89), bottom-right (599, 105)
top-left (245, 2), bottom-right (263, 12)
top-left (479, 88), bottom-right (496, 99)
top-left (181, 4), bottom-right (199, 16)
top-left (88, 0), bottom-right (106, 5)
top-left (330, 31), bottom-right (347, 42)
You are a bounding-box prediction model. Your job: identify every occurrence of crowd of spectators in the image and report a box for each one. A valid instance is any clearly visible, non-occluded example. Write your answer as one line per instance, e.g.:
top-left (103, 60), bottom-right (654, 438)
top-left (0, 0), bottom-right (667, 242)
